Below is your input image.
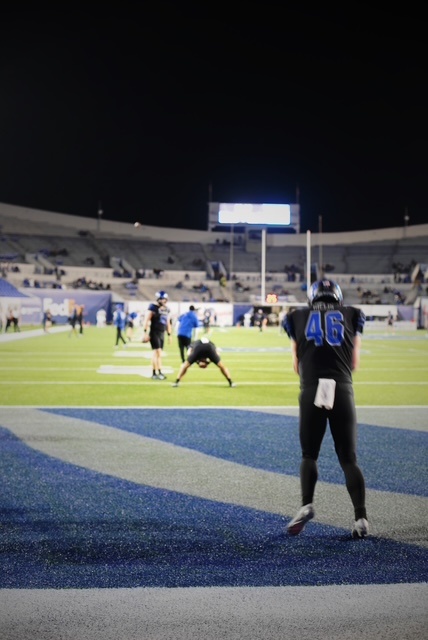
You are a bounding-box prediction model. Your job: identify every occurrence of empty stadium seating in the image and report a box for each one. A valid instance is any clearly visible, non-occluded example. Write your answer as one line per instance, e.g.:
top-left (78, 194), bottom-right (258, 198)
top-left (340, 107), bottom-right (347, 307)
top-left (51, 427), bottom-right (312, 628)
top-left (1, 205), bottom-right (427, 307)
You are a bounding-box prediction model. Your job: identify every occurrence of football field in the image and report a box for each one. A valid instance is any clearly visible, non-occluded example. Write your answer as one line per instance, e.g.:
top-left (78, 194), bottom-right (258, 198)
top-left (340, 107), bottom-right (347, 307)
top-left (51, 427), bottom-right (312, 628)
top-left (0, 322), bottom-right (427, 406)
top-left (0, 324), bottom-right (427, 639)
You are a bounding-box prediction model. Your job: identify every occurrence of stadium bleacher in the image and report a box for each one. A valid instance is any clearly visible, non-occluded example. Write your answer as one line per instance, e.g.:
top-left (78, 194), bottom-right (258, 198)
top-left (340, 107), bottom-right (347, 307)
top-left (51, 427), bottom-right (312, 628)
top-left (1, 204), bottom-right (427, 312)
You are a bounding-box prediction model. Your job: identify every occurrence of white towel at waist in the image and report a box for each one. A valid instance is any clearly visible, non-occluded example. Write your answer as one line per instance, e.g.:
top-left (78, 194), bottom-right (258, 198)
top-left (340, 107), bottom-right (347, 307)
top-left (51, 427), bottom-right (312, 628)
top-left (314, 378), bottom-right (336, 410)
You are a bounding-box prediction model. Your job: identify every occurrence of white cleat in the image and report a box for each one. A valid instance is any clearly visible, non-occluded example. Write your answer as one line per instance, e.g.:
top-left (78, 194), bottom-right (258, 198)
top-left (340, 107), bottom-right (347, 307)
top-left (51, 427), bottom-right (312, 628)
top-left (352, 518), bottom-right (369, 539)
top-left (287, 504), bottom-right (315, 536)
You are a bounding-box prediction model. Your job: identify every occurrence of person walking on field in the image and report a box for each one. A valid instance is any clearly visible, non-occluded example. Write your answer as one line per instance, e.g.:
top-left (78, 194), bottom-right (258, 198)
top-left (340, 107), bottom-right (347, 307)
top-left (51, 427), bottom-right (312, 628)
top-left (5, 308), bottom-right (20, 332)
top-left (283, 279), bottom-right (369, 539)
top-left (42, 309), bottom-right (52, 333)
top-left (77, 305), bottom-right (85, 335)
top-left (126, 311), bottom-right (137, 342)
top-left (172, 337), bottom-right (235, 387)
top-left (253, 308), bottom-right (267, 332)
top-left (142, 291), bottom-right (172, 380)
top-left (113, 304), bottom-right (127, 347)
top-left (68, 304), bottom-right (79, 337)
top-left (176, 305), bottom-right (199, 362)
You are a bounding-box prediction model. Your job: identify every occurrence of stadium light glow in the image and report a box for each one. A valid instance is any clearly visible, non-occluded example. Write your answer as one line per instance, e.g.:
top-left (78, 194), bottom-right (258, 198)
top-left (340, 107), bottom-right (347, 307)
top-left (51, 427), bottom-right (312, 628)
top-left (218, 203), bottom-right (291, 226)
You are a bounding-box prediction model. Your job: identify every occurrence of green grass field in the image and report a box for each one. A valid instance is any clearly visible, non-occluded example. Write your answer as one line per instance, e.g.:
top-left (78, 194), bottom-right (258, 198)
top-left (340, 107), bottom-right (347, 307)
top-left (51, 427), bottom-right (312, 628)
top-left (1, 324), bottom-right (427, 407)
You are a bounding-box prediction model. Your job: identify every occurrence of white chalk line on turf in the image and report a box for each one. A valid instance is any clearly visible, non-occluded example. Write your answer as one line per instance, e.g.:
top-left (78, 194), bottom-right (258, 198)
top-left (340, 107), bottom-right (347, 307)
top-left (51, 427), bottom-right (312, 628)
top-left (0, 380), bottom-right (427, 385)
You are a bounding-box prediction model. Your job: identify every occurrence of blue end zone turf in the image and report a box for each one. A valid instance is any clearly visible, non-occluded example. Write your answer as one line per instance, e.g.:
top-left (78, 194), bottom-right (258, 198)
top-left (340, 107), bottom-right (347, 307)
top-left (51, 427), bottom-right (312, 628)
top-left (0, 408), bottom-right (427, 588)
top-left (45, 408), bottom-right (428, 496)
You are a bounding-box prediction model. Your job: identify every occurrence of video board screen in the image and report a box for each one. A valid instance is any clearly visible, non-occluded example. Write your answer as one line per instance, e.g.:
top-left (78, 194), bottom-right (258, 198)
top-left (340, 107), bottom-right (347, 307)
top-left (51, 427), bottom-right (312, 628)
top-left (218, 203), bottom-right (291, 226)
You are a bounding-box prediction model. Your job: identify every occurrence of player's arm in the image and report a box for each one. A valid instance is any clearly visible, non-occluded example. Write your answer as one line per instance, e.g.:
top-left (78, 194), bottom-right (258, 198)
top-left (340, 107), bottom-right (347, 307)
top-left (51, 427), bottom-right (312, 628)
top-left (290, 339), bottom-right (299, 374)
top-left (142, 311), bottom-right (153, 340)
top-left (352, 333), bottom-right (362, 371)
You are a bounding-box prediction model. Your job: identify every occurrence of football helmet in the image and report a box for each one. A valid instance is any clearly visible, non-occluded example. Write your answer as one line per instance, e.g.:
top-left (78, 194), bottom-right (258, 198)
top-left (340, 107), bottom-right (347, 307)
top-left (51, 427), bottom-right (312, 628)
top-left (156, 290), bottom-right (168, 301)
top-left (197, 358), bottom-right (210, 368)
top-left (308, 279), bottom-right (343, 305)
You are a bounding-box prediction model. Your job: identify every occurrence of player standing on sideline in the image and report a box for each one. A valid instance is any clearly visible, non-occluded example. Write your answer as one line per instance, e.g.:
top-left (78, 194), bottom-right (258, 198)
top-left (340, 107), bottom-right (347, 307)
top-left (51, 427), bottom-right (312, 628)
top-left (68, 304), bottom-right (79, 337)
top-left (283, 279), bottom-right (369, 539)
top-left (126, 311), bottom-right (137, 342)
top-left (77, 305), bottom-right (85, 335)
top-left (172, 337), bottom-right (235, 387)
top-left (42, 309), bottom-right (52, 333)
top-left (253, 308), bottom-right (267, 332)
top-left (142, 291), bottom-right (172, 380)
top-left (4, 308), bottom-right (18, 332)
top-left (113, 303), bottom-right (127, 348)
top-left (176, 305), bottom-right (199, 362)
top-left (202, 309), bottom-right (212, 333)
top-left (386, 310), bottom-right (395, 334)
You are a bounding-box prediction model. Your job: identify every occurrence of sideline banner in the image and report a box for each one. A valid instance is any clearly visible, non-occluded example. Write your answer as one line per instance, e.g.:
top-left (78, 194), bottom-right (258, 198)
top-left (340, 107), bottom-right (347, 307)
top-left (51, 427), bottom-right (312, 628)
top-left (0, 296), bottom-right (42, 326)
top-left (17, 289), bottom-right (113, 326)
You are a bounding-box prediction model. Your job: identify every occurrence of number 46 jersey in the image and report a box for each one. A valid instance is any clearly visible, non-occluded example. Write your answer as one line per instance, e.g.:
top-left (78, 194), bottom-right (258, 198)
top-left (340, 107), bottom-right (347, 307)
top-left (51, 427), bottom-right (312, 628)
top-left (284, 302), bottom-right (366, 387)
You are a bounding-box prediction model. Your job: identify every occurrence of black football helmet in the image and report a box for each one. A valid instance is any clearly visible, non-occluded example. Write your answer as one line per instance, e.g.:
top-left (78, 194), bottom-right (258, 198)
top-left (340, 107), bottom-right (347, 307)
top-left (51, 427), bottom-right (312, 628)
top-left (308, 279), bottom-right (343, 305)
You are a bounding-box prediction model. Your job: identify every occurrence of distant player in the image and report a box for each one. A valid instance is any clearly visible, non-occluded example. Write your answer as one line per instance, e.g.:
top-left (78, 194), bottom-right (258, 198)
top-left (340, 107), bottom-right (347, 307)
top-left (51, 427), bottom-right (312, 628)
top-left (253, 308), bottom-right (267, 332)
top-left (387, 311), bottom-right (395, 333)
top-left (172, 337), bottom-right (235, 387)
top-left (176, 305), bottom-right (199, 362)
top-left (142, 291), bottom-right (172, 380)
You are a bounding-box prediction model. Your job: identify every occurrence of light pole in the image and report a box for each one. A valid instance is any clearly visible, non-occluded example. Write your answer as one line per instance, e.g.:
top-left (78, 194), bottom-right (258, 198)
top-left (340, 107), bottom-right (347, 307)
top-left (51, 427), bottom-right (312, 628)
top-left (97, 202), bottom-right (103, 233)
top-left (261, 227), bottom-right (266, 304)
top-left (318, 215), bottom-right (323, 277)
top-left (404, 208), bottom-right (409, 237)
top-left (229, 224), bottom-right (234, 302)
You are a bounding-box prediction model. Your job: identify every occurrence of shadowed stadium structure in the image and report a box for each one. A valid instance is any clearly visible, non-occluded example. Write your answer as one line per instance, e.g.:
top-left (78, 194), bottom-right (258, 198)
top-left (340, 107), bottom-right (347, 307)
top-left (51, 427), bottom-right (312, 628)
top-left (0, 202), bottom-right (427, 312)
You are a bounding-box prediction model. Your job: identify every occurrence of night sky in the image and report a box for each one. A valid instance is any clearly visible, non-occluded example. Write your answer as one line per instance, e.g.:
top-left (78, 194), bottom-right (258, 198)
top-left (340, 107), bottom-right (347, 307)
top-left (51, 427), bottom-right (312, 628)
top-left (1, 5), bottom-right (427, 233)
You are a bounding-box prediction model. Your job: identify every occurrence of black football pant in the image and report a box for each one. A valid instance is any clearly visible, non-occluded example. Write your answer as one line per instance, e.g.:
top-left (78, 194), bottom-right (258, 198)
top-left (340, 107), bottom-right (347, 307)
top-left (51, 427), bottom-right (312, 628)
top-left (178, 335), bottom-right (191, 362)
top-left (115, 327), bottom-right (126, 345)
top-left (298, 383), bottom-right (367, 521)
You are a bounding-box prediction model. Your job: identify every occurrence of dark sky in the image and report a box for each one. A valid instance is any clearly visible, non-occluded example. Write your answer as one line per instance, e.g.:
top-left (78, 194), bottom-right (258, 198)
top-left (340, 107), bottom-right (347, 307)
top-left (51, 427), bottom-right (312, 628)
top-left (1, 5), bottom-right (427, 233)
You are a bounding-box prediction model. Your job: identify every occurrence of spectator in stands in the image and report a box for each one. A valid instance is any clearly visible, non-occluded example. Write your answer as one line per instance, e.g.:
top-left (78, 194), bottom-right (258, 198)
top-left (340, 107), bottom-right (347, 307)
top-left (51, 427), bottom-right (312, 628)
top-left (393, 289), bottom-right (405, 304)
top-left (235, 281), bottom-right (250, 293)
top-left (172, 337), bottom-right (235, 388)
top-left (142, 290), bottom-right (172, 380)
top-left (176, 305), bottom-right (200, 362)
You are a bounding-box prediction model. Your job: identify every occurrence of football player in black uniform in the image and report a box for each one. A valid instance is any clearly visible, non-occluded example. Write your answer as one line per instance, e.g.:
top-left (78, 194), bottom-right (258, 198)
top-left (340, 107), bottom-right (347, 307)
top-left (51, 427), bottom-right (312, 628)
top-left (283, 279), bottom-right (369, 539)
top-left (142, 291), bottom-right (172, 380)
top-left (172, 337), bottom-right (235, 387)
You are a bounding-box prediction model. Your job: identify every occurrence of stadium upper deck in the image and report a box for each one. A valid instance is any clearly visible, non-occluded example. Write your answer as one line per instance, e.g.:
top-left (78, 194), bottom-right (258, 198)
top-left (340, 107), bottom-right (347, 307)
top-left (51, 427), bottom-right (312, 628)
top-left (1, 202), bottom-right (427, 306)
